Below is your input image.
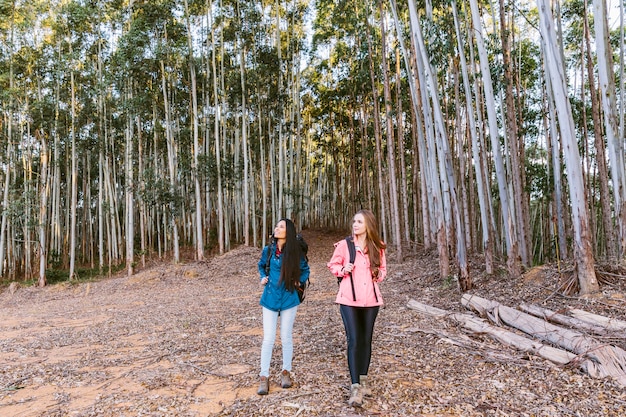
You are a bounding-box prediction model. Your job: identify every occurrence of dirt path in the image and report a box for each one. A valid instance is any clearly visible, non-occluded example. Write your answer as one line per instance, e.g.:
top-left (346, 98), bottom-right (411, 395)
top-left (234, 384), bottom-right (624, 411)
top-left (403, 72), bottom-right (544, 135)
top-left (1, 229), bottom-right (625, 416)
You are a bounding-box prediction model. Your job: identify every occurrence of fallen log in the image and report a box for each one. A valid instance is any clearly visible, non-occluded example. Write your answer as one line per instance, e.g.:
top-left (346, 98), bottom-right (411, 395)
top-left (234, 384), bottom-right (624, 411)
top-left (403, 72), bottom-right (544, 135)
top-left (461, 294), bottom-right (626, 387)
top-left (407, 299), bottom-right (579, 366)
top-left (518, 303), bottom-right (609, 336)
top-left (569, 308), bottom-right (626, 333)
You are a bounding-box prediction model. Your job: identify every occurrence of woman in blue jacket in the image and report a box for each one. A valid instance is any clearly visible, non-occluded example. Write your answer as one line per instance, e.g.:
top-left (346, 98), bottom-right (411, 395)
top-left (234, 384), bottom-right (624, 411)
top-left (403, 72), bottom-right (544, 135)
top-left (256, 218), bottom-right (310, 395)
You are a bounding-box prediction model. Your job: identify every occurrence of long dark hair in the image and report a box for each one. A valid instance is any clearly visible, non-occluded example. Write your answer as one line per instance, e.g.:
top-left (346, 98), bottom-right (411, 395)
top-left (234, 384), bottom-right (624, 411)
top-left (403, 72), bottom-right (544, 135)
top-left (358, 209), bottom-right (386, 277)
top-left (275, 218), bottom-right (304, 292)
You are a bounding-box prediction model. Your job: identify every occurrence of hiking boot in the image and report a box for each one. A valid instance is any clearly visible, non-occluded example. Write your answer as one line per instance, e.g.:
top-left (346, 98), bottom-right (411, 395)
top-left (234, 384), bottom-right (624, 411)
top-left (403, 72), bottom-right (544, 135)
top-left (280, 370), bottom-right (292, 388)
top-left (348, 383), bottom-right (363, 407)
top-left (257, 376), bottom-right (269, 395)
top-left (359, 375), bottom-right (372, 397)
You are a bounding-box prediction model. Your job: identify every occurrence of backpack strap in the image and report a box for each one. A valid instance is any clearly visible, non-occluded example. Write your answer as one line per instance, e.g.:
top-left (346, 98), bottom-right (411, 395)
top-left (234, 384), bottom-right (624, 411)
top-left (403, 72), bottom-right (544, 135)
top-left (345, 236), bottom-right (357, 301)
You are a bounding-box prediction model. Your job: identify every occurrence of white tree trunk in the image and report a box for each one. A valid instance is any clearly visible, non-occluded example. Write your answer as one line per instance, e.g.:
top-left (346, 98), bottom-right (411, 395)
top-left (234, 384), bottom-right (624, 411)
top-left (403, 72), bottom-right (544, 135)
top-left (409, 3), bottom-right (470, 288)
top-left (469, 0), bottom-right (520, 276)
top-left (125, 113), bottom-right (134, 277)
top-left (161, 60), bottom-right (180, 263)
top-left (69, 56), bottom-right (78, 280)
top-left (184, 0), bottom-right (204, 260)
top-left (38, 137), bottom-right (49, 286)
top-left (537, 0), bottom-right (598, 294)
top-left (407, 0), bottom-right (448, 276)
top-left (593, 0), bottom-right (625, 255)
top-left (452, 0), bottom-right (493, 274)
top-left (379, 1), bottom-right (402, 260)
top-left (240, 47), bottom-right (250, 246)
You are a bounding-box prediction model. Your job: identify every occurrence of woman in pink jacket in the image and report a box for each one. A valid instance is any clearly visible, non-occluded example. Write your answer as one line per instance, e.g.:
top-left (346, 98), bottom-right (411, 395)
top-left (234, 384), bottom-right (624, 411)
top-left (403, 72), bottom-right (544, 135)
top-left (327, 209), bottom-right (386, 407)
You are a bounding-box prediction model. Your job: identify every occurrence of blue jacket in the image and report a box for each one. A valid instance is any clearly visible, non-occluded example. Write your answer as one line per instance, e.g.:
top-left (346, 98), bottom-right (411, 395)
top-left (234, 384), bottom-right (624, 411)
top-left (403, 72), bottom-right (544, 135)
top-left (258, 244), bottom-right (310, 312)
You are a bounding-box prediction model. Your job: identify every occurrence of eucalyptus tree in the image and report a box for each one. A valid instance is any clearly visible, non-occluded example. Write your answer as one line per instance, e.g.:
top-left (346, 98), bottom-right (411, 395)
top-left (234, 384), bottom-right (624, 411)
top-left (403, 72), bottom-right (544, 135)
top-left (451, 0), bottom-right (494, 274)
top-left (537, 0), bottom-right (599, 295)
top-left (377, 0), bottom-right (402, 261)
top-left (499, 0), bottom-right (531, 266)
top-left (406, 1), bottom-right (470, 290)
top-left (579, 0), bottom-right (615, 258)
top-left (592, 0), bottom-right (624, 256)
top-left (183, 0), bottom-right (204, 259)
top-left (0, 0), bottom-right (19, 278)
top-left (468, 0), bottom-right (521, 278)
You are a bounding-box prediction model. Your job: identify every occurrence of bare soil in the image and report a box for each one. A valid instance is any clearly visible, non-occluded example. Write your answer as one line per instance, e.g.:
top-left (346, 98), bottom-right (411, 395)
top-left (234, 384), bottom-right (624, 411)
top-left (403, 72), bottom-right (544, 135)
top-left (1, 229), bottom-right (625, 416)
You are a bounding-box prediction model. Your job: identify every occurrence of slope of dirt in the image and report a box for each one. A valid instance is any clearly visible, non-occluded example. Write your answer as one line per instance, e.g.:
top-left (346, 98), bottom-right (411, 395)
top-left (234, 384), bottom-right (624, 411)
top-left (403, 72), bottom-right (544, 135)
top-left (1, 229), bottom-right (625, 416)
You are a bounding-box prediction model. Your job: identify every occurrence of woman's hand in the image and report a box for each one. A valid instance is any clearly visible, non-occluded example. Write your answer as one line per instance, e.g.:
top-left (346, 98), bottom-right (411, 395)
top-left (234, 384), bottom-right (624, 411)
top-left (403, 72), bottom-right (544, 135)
top-left (342, 263), bottom-right (354, 275)
top-left (260, 276), bottom-right (269, 286)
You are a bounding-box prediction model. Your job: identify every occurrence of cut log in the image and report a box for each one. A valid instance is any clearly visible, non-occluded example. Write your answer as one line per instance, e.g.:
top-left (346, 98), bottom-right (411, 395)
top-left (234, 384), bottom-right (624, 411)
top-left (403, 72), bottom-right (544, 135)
top-left (518, 303), bottom-right (610, 336)
top-left (461, 294), bottom-right (626, 387)
top-left (407, 299), bottom-right (580, 366)
top-left (569, 308), bottom-right (626, 333)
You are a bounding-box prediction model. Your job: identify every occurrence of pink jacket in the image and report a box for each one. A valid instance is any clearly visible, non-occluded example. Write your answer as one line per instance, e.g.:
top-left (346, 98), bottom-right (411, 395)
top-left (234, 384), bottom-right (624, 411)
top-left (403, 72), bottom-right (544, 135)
top-left (327, 238), bottom-right (386, 307)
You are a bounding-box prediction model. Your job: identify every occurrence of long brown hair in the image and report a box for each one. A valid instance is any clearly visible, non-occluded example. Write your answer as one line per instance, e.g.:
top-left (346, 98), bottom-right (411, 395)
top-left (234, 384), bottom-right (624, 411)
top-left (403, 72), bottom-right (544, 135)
top-left (358, 209), bottom-right (386, 276)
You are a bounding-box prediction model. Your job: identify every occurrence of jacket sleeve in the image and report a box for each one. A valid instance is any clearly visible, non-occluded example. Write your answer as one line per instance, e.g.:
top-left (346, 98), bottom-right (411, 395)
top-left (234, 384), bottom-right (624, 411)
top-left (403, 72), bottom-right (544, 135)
top-left (258, 246), bottom-right (270, 279)
top-left (327, 240), bottom-right (347, 277)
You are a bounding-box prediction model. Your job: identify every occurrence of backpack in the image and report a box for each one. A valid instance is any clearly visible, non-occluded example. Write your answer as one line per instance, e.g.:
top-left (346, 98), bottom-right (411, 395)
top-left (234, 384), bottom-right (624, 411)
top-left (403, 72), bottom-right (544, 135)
top-left (340, 236), bottom-right (378, 303)
top-left (264, 233), bottom-right (310, 302)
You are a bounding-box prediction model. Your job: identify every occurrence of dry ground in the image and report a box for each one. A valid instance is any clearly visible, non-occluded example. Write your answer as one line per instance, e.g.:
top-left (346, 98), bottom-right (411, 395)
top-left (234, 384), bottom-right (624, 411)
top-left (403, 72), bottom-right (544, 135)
top-left (1, 229), bottom-right (625, 417)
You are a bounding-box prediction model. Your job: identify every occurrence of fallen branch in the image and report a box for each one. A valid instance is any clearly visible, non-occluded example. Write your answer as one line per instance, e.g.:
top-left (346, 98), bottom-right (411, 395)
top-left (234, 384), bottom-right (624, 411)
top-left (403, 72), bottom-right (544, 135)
top-left (518, 303), bottom-right (610, 336)
top-left (568, 308), bottom-right (626, 333)
top-left (407, 299), bottom-right (575, 366)
top-left (462, 294), bottom-right (626, 387)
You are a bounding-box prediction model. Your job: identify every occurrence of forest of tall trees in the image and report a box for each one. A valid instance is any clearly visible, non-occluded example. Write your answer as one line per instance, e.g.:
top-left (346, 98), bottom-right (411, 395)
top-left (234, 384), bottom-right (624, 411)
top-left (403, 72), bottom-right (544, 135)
top-left (0, 0), bottom-right (623, 294)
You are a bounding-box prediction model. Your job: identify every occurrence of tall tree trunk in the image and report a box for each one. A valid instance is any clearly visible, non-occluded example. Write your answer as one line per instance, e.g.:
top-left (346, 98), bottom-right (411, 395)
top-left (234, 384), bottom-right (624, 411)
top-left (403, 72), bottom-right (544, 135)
top-left (184, 0), bottom-right (205, 259)
top-left (378, 0), bottom-right (402, 260)
top-left (592, 0), bottom-right (625, 257)
top-left (69, 45), bottom-right (78, 280)
top-left (389, 0), bottom-right (431, 250)
top-left (365, 15), bottom-right (388, 243)
top-left (452, 0), bottom-right (494, 274)
top-left (583, 0), bottom-right (614, 258)
top-left (394, 48), bottom-right (411, 248)
top-left (544, 74), bottom-right (568, 262)
top-left (410, 7), bottom-right (470, 290)
top-left (38, 131), bottom-right (49, 287)
top-left (469, 0), bottom-right (520, 278)
top-left (211, 13), bottom-right (225, 255)
top-left (240, 46), bottom-right (250, 246)
top-left (499, 0), bottom-right (530, 265)
top-left (125, 110), bottom-right (134, 276)
top-left (161, 60), bottom-right (180, 263)
top-left (0, 122), bottom-right (12, 278)
top-left (407, 0), bottom-right (450, 279)
top-left (538, 0), bottom-right (599, 295)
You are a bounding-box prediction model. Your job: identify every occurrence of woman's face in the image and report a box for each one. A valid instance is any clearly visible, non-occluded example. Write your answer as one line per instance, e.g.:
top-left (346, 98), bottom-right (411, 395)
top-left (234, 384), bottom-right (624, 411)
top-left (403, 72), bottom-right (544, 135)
top-left (274, 220), bottom-right (287, 240)
top-left (352, 213), bottom-right (367, 237)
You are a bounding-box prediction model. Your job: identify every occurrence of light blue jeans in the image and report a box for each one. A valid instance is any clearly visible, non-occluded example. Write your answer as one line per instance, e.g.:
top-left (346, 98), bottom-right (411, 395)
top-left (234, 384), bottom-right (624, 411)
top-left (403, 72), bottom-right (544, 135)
top-left (260, 306), bottom-right (298, 377)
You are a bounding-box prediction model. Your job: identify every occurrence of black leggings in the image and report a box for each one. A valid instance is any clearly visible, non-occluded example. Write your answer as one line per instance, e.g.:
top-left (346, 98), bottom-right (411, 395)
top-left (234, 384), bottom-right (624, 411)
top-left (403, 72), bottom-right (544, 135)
top-left (340, 304), bottom-right (380, 384)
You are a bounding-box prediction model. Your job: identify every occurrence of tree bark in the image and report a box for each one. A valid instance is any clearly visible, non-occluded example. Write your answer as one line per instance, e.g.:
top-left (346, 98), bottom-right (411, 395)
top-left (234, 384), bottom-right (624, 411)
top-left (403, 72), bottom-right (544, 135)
top-left (378, 0), bottom-right (402, 260)
top-left (584, 0), bottom-right (616, 259)
top-left (538, 0), bottom-right (598, 294)
top-left (592, 0), bottom-right (625, 256)
top-left (469, 0), bottom-right (520, 278)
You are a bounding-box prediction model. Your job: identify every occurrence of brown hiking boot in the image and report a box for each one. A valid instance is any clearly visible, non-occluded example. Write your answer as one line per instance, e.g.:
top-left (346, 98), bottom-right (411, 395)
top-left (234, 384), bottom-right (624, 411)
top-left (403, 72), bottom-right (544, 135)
top-left (257, 376), bottom-right (269, 395)
top-left (280, 370), bottom-right (292, 388)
